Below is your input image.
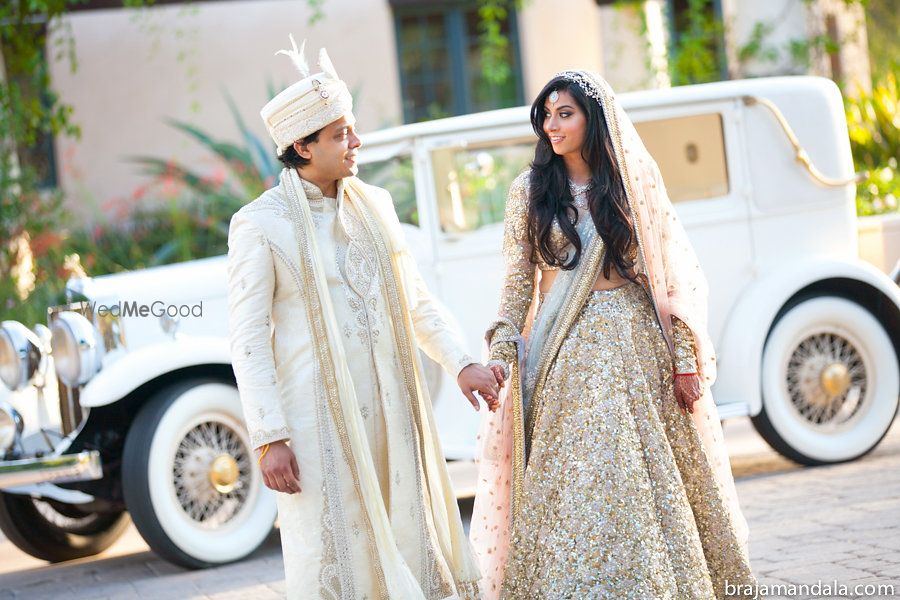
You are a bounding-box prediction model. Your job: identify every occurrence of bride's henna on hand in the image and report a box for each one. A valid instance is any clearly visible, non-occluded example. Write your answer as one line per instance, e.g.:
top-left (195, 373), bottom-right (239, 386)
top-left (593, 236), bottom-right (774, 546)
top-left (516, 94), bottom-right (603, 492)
top-left (674, 372), bottom-right (701, 415)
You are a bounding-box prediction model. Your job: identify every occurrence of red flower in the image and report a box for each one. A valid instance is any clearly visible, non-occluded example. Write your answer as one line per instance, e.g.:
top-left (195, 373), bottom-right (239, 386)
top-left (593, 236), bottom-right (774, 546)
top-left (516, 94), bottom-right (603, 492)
top-left (211, 167), bottom-right (227, 187)
top-left (131, 184), bottom-right (148, 201)
top-left (30, 232), bottom-right (62, 258)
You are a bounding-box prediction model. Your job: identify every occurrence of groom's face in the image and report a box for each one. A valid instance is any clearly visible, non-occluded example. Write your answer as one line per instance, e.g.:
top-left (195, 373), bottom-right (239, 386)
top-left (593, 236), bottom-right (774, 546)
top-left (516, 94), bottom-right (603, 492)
top-left (295, 112), bottom-right (362, 181)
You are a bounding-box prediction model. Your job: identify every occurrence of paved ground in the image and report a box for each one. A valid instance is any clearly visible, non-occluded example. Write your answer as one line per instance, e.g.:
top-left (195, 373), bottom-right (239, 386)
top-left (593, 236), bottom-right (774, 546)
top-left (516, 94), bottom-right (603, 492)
top-left (1, 417), bottom-right (899, 599)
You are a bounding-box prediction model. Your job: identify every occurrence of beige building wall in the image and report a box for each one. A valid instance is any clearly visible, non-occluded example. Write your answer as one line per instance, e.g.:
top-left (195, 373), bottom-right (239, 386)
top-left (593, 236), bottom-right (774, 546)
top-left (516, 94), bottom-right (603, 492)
top-left (722, 0), bottom-right (870, 88)
top-left (49, 0), bottom-right (402, 222)
top-left (805, 0), bottom-right (870, 92)
top-left (48, 0), bottom-right (872, 225)
top-left (54, 0), bottom-right (630, 224)
top-left (516, 0), bottom-right (605, 100)
top-left (858, 214), bottom-right (900, 275)
top-left (516, 0), bottom-right (667, 100)
top-left (721, 0), bottom-right (810, 78)
top-left (597, 0), bottom-right (671, 92)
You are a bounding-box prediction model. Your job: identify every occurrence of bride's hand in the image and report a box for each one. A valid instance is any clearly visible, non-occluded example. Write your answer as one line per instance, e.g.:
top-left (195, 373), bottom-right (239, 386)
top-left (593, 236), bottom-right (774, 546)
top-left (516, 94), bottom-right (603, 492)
top-left (488, 363), bottom-right (506, 388)
top-left (674, 372), bottom-right (701, 415)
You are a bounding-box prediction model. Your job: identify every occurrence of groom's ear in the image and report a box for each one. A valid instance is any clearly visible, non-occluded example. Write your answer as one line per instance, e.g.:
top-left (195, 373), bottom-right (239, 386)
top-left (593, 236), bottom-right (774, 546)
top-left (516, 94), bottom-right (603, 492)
top-left (294, 140), bottom-right (313, 160)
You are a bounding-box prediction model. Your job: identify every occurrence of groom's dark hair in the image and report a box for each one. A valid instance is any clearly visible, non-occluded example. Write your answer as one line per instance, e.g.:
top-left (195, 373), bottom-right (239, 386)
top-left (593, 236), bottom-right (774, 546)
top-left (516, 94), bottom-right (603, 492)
top-left (278, 128), bottom-right (322, 169)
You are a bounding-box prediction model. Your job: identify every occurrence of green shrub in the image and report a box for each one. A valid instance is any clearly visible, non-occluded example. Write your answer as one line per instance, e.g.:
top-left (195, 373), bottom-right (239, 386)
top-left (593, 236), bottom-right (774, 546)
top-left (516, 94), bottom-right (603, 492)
top-left (3, 92), bottom-right (276, 325)
top-left (846, 71), bottom-right (900, 216)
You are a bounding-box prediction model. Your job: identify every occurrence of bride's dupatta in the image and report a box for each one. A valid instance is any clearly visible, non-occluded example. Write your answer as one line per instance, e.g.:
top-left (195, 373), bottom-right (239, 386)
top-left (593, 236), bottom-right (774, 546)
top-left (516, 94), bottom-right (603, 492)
top-left (471, 71), bottom-right (749, 599)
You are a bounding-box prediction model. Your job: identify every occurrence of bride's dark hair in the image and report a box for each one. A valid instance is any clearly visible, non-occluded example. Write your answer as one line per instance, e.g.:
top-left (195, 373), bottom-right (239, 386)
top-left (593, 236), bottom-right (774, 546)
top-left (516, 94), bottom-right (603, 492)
top-left (527, 76), bottom-right (635, 278)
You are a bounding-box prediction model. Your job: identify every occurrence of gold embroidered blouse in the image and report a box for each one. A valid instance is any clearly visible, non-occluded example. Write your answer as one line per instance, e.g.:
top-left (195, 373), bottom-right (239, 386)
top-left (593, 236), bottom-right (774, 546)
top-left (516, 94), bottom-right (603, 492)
top-left (487, 171), bottom-right (697, 375)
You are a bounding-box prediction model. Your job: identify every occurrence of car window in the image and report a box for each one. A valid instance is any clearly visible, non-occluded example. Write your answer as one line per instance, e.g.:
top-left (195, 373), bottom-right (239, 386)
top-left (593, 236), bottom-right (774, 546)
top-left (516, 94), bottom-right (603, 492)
top-left (635, 113), bottom-right (729, 203)
top-left (432, 138), bottom-right (534, 233)
top-left (356, 154), bottom-right (418, 226)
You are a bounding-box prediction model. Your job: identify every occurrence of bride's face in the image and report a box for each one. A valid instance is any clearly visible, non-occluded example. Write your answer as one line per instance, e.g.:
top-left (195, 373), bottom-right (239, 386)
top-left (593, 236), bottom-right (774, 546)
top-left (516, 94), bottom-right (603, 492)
top-left (542, 89), bottom-right (587, 158)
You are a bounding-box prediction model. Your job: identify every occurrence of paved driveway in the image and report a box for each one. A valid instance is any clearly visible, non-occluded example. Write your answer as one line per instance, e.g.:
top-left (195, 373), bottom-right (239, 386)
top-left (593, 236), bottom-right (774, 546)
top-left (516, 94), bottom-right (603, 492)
top-left (2, 417), bottom-right (899, 600)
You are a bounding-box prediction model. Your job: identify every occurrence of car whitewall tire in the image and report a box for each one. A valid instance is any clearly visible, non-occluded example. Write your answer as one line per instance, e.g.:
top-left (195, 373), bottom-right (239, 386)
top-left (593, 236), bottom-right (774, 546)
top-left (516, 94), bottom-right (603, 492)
top-left (122, 379), bottom-right (276, 568)
top-left (754, 296), bottom-right (899, 464)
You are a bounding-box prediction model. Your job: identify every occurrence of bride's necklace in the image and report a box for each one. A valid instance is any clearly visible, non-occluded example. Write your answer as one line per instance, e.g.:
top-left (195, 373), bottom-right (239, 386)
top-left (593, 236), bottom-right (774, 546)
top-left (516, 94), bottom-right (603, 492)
top-left (568, 179), bottom-right (592, 210)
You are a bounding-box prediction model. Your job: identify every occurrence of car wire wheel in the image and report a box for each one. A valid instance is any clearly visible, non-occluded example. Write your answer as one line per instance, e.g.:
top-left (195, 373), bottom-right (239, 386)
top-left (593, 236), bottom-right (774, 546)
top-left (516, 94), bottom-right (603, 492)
top-left (172, 420), bottom-right (252, 528)
top-left (123, 379), bottom-right (276, 568)
top-left (754, 296), bottom-right (899, 465)
top-left (786, 331), bottom-right (868, 430)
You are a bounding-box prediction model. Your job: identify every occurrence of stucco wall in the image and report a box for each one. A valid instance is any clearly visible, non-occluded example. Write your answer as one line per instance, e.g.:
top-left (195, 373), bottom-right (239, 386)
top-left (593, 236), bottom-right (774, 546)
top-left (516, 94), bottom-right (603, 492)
top-left (858, 214), bottom-right (900, 275)
top-left (49, 0), bottom-right (402, 221)
top-left (47, 0), bottom-right (871, 225)
top-left (516, 0), bottom-right (605, 100)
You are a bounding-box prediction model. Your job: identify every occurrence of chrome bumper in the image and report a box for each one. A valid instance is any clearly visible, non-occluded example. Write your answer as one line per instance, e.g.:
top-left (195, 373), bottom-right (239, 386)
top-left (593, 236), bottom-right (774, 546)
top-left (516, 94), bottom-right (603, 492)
top-left (0, 451), bottom-right (102, 489)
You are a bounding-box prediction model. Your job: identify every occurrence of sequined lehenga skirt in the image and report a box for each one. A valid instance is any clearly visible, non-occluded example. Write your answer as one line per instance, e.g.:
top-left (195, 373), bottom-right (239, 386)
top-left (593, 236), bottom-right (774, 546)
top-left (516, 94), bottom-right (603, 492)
top-left (503, 282), bottom-right (756, 599)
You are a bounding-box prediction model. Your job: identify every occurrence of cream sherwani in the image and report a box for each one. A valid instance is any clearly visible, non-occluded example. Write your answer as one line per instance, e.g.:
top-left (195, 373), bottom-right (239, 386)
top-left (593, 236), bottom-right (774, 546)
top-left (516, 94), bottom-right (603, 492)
top-left (226, 170), bottom-right (481, 599)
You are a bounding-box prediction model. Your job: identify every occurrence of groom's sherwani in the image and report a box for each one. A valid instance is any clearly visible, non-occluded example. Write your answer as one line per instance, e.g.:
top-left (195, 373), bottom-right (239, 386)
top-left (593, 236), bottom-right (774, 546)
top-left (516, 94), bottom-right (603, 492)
top-left (226, 169), bottom-right (481, 599)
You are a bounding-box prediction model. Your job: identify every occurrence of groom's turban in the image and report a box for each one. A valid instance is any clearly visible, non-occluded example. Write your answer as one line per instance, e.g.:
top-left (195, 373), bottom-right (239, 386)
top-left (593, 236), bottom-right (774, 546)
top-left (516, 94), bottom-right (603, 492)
top-left (260, 35), bottom-right (353, 156)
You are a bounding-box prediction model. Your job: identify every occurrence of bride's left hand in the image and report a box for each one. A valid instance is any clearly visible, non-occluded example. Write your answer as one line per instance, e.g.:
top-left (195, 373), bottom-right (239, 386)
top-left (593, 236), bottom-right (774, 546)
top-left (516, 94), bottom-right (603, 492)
top-left (674, 373), bottom-right (701, 415)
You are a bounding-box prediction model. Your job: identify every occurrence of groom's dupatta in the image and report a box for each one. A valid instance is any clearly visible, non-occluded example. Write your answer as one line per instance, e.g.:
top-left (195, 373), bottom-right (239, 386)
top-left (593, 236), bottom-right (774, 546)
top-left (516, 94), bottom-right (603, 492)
top-left (471, 72), bottom-right (749, 599)
top-left (346, 177), bottom-right (482, 599)
top-left (282, 168), bottom-right (481, 599)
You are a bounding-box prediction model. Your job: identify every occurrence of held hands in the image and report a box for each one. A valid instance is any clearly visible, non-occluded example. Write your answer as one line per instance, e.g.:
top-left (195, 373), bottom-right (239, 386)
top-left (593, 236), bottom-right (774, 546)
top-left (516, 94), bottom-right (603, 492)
top-left (457, 364), bottom-right (502, 412)
top-left (257, 440), bottom-right (301, 494)
top-left (488, 363), bottom-right (507, 387)
top-left (674, 372), bottom-right (701, 415)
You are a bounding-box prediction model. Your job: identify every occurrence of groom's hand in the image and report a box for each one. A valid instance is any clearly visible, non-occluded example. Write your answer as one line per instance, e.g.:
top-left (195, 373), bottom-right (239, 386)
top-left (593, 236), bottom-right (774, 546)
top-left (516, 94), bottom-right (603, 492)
top-left (457, 364), bottom-right (500, 412)
top-left (258, 440), bottom-right (302, 494)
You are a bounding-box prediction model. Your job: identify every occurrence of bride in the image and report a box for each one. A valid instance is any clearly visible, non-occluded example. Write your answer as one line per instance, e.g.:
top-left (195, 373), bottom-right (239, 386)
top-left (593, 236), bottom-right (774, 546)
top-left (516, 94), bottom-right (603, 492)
top-left (471, 70), bottom-right (758, 599)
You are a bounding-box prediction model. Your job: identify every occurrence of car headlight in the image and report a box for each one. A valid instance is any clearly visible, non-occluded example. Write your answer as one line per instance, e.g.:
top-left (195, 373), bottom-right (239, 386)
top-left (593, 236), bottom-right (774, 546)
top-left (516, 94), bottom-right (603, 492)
top-left (50, 312), bottom-right (103, 387)
top-left (0, 401), bottom-right (23, 453)
top-left (0, 321), bottom-right (45, 391)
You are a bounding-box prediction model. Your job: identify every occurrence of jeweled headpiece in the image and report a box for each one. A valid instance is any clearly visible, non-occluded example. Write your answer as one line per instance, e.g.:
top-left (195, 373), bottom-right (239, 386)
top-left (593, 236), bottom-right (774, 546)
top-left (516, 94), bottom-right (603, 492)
top-left (553, 70), bottom-right (604, 105)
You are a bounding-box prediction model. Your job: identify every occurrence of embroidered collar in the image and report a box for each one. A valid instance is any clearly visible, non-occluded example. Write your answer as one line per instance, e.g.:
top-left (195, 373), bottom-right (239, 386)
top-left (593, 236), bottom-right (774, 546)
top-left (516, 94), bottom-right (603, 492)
top-left (294, 174), bottom-right (349, 219)
top-left (299, 177), bottom-right (330, 202)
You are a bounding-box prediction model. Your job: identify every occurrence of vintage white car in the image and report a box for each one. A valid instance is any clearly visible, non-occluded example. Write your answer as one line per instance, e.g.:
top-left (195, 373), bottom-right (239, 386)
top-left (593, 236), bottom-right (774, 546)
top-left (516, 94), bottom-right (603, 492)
top-left (1, 76), bottom-right (897, 568)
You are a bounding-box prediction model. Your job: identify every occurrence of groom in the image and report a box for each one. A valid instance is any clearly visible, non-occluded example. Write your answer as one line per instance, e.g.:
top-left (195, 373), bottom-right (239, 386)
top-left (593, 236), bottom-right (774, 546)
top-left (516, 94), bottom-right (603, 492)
top-left (226, 37), bottom-right (495, 599)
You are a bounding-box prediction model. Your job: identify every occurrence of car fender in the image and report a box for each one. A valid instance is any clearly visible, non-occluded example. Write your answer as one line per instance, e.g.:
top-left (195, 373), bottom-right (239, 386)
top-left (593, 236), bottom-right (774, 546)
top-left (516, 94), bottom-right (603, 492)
top-left (714, 257), bottom-right (900, 415)
top-left (79, 336), bottom-right (232, 408)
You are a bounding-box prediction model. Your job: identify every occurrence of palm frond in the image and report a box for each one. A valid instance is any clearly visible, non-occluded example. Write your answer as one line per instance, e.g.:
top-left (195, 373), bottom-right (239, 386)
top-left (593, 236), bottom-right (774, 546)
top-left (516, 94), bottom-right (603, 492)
top-left (223, 89), bottom-right (280, 182)
top-left (128, 155), bottom-right (232, 198)
top-left (164, 119), bottom-right (258, 172)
